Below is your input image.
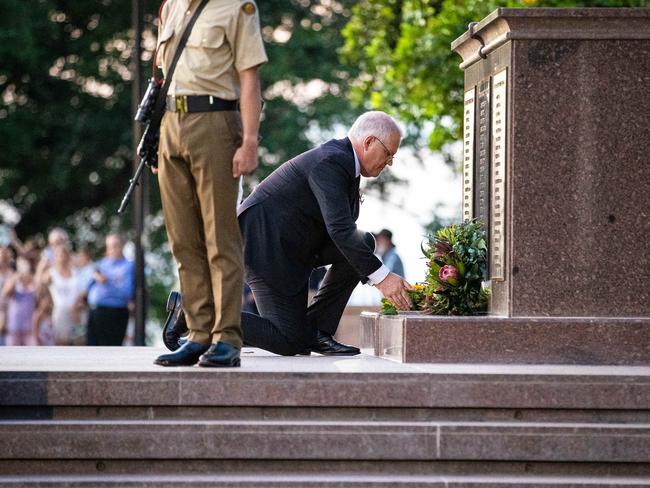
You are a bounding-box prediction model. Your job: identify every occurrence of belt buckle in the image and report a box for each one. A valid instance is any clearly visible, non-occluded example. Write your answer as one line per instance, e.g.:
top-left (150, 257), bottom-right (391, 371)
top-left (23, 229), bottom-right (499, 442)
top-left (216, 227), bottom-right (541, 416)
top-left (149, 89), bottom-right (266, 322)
top-left (175, 95), bottom-right (188, 113)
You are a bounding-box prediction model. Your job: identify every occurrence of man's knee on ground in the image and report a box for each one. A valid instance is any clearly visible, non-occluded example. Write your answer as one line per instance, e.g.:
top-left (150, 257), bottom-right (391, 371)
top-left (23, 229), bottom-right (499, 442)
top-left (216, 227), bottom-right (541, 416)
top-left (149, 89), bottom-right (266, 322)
top-left (279, 342), bottom-right (306, 356)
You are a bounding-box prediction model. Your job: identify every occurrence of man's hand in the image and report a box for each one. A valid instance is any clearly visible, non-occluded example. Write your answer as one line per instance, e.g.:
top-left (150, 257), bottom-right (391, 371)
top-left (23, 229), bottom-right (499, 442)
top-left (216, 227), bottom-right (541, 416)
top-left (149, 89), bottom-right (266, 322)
top-left (232, 140), bottom-right (259, 178)
top-left (93, 271), bottom-right (108, 284)
top-left (375, 272), bottom-right (411, 310)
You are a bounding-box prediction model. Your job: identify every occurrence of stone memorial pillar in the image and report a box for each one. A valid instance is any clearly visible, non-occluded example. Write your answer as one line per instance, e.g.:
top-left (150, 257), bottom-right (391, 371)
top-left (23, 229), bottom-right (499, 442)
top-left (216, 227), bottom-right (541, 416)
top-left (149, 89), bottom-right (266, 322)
top-left (451, 8), bottom-right (650, 317)
top-left (360, 8), bottom-right (650, 364)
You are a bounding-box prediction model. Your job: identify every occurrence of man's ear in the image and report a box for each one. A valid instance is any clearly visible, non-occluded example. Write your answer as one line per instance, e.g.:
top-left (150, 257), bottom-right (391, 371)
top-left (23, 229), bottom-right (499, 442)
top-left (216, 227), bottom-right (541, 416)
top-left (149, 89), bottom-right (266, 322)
top-left (363, 135), bottom-right (373, 151)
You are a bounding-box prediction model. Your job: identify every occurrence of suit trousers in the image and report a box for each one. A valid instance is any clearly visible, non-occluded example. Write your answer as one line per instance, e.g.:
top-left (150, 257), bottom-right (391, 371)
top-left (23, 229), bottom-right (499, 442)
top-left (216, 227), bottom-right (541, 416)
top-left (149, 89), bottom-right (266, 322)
top-left (86, 306), bottom-right (129, 346)
top-left (241, 232), bottom-right (374, 356)
top-left (158, 110), bottom-right (244, 348)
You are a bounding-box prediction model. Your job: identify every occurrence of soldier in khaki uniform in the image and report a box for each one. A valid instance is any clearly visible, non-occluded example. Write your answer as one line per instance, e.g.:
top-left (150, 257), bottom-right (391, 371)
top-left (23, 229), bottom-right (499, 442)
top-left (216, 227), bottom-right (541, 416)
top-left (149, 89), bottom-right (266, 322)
top-left (154, 0), bottom-right (267, 367)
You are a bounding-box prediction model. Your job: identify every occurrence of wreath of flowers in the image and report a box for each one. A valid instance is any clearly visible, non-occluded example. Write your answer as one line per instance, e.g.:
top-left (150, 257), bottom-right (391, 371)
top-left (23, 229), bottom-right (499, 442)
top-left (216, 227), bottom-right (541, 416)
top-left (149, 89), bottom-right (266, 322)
top-left (380, 220), bottom-right (490, 315)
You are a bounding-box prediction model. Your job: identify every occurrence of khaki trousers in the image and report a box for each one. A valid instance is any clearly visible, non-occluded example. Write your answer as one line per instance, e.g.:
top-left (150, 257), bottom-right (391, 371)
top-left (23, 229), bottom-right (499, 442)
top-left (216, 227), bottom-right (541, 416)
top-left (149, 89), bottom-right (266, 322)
top-left (158, 110), bottom-right (243, 348)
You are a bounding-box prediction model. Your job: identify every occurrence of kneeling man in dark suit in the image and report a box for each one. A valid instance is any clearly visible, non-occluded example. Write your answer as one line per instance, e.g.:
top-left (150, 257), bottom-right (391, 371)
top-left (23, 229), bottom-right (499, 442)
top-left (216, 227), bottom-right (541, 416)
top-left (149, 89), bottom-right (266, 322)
top-left (238, 110), bottom-right (411, 356)
top-left (160, 111), bottom-right (412, 358)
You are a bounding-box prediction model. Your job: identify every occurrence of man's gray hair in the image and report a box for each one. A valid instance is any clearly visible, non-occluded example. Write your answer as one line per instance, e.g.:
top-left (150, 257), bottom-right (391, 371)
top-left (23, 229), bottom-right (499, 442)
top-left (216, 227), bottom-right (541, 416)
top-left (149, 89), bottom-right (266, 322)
top-left (347, 111), bottom-right (400, 142)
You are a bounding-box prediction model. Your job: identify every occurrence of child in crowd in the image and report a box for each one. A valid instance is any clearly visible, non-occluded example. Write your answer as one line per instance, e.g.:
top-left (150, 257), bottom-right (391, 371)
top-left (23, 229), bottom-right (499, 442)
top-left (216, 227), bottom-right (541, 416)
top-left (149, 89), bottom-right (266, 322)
top-left (2, 256), bottom-right (37, 346)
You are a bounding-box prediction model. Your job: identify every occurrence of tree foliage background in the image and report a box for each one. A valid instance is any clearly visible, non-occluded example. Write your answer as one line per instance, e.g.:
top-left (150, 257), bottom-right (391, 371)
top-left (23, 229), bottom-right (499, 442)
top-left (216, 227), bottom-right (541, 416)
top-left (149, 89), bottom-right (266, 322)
top-left (0, 0), bottom-right (361, 322)
top-left (341, 0), bottom-right (648, 159)
top-left (1, 0), bottom-right (647, 325)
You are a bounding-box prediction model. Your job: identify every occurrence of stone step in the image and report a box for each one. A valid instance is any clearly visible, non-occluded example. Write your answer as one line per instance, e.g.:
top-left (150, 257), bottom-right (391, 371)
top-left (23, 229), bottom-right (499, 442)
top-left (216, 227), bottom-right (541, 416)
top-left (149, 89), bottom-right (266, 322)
top-left (1, 474), bottom-right (650, 487)
top-left (2, 348), bottom-right (650, 411)
top-left (2, 419), bottom-right (649, 463)
top-left (2, 460), bottom-right (650, 478)
top-left (2, 348), bottom-right (649, 478)
top-left (4, 405), bottom-right (649, 423)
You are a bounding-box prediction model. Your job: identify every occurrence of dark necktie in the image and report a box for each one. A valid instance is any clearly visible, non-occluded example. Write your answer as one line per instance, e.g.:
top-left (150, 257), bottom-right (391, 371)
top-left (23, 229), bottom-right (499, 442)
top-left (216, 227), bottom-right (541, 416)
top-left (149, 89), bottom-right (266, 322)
top-left (352, 176), bottom-right (361, 220)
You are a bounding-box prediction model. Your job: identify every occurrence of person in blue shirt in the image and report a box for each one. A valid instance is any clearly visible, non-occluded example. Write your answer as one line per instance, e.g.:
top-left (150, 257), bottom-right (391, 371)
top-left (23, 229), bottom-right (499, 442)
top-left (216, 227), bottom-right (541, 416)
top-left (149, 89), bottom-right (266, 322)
top-left (86, 234), bottom-right (134, 346)
top-left (375, 229), bottom-right (405, 278)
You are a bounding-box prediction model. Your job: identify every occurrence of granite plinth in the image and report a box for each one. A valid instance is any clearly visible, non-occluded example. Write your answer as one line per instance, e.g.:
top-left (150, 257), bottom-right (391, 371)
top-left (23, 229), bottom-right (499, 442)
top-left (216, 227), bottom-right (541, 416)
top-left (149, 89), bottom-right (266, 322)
top-left (361, 314), bottom-right (650, 365)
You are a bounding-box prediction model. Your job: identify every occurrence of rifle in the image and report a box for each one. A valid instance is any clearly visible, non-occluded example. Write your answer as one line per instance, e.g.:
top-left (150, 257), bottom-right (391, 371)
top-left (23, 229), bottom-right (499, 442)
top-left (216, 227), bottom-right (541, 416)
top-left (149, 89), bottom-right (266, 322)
top-left (118, 79), bottom-right (161, 214)
top-left (117, 158), bottom-right (147, 214)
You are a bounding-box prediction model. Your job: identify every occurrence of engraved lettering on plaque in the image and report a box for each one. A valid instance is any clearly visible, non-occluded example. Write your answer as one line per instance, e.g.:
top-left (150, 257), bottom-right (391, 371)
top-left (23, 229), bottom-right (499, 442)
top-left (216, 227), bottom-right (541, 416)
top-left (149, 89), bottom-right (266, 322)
top-left (490, 69), bottom-right (507, 281)
top-left (475, 80), bottom-right (490, 231)
top-left (462, 88), bottom-right (475, 222)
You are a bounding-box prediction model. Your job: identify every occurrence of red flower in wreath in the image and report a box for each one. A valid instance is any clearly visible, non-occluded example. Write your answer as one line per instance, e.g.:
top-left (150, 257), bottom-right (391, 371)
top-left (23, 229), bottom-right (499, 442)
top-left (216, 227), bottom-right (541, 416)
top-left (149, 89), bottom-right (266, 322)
top-left (439, 265), bottom-right (458, 283)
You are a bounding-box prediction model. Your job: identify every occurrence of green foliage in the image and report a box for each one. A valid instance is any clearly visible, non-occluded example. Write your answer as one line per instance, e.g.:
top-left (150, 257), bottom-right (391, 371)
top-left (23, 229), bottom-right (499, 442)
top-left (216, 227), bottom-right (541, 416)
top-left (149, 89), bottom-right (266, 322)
top-left (380, 283), bottom-right (426, 315)
top-left (381, 222), bottom-right (489, 315)
top-left (408, 284), bottom-right (427, 310)
top-left (0, 0), bottom-right (360, 238)
top-left (422, 219), bottom-right (489, 315)
top-left (255, 0), bottom-right (361, 179)
top-left (0, 0), bottom-right (361, 327)
top-left (0, 0), bottom-right (155, 239)
top-left (380, 297), bottom-right (398, 315)
top-left (341, 0), bottom-right (649, 159)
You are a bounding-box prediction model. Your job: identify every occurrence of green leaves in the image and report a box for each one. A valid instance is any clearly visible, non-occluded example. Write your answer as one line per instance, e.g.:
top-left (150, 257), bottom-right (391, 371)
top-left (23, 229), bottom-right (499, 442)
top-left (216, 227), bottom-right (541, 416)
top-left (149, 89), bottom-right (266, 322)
top-left (1, 0), bottom-right (365, 327)
top-left (380, 297), bottom-right (398, 315)
top-left (421, 219), bottom-right (489, 315)
top-left (341, 0), bottom-right (648, 159)
top-left (2, 0), bottom-right (365, 240)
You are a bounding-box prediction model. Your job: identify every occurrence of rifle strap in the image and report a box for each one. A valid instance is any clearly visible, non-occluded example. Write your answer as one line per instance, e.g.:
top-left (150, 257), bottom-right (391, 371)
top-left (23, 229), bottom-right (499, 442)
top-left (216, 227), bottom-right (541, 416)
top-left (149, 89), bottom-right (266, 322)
top-left (149, 0), bottom-right (211, 132)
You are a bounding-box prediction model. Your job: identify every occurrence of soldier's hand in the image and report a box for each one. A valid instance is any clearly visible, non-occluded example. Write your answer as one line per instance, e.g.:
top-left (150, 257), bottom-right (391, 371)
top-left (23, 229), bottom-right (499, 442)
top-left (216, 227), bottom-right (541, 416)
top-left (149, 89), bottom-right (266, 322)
top-left (150, 166), bottom-right (158, 174)
top-left (375, 272), bottom-right (411, 310)
top-left (233, 140), bottom-right (259, 178)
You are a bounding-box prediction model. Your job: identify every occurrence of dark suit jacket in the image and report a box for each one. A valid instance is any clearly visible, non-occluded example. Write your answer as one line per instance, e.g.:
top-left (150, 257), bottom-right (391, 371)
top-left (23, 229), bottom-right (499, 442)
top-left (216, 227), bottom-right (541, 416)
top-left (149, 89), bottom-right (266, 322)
top-left (238, 137), bottom-right (382, 294)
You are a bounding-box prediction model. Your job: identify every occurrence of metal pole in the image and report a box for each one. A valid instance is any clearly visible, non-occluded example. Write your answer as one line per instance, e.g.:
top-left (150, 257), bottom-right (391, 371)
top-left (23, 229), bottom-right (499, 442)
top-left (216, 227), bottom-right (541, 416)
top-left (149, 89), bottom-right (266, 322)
top-left (132, 0), bottom-right (147, 346)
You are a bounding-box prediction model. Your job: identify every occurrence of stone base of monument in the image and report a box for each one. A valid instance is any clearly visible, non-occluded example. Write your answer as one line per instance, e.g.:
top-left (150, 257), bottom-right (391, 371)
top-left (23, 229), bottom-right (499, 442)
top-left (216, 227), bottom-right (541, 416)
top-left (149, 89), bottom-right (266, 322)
top-left (360, 312), bottom-right (650, 365)
top-left (2, 347), bottom-right (650, 486)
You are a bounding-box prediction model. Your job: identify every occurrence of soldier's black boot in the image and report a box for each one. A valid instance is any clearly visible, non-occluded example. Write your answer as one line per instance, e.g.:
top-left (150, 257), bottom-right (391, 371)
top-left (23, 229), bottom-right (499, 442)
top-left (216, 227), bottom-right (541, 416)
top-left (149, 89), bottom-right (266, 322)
top-left (154, 340), bottom-right (209, 367)
top-left (198, 342), bottom-right (241, 368)
top-left (162, 291), bottom-right (188, 351)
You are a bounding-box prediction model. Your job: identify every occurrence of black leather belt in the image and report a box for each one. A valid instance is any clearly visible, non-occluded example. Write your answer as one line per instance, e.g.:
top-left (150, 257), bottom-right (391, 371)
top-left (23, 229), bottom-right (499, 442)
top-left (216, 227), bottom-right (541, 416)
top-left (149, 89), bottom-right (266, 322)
top-left (166, 95), bottom-right (238, 113)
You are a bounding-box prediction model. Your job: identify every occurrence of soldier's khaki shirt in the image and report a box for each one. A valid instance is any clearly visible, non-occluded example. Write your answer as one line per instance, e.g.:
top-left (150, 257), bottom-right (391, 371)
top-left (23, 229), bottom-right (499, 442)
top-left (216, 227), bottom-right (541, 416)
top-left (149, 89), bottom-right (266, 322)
top-left (157, 0), bottom-right (267, 99)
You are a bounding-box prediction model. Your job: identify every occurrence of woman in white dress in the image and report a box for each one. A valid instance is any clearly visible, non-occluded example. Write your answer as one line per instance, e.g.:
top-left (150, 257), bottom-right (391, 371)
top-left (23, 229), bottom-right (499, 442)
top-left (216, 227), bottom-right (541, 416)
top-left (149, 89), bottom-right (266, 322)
top-left (42, 246), bottom-right (80, 345)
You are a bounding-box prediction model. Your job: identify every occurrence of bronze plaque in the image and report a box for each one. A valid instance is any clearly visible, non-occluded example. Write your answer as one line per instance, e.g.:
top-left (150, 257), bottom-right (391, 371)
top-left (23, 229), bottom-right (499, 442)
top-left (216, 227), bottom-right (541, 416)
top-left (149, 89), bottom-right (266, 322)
top-left (490, 68), bottom-right (507, 281)
top-left (462, 88), bottom-right (475, 222)
top-left (475, 80), bottom-right (491, 230)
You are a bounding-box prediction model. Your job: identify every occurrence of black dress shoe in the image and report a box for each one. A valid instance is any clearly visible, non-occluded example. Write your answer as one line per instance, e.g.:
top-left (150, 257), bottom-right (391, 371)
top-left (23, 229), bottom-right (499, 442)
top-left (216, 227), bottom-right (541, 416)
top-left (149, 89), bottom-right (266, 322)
top-left (154, 340), bottom-right (209, 367)
top-left (311, 331), bottom-right (360, 356)
top-left (198, 342), bottom-right (241, 368)
top-left (162, 291), bottom-right (188, 351)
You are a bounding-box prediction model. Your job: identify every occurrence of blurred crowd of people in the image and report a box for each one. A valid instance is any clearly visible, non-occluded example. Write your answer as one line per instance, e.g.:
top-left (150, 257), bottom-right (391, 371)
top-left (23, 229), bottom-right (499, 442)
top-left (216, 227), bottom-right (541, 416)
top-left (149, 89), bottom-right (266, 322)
top-left (0, 227), bottom-right (134, 346)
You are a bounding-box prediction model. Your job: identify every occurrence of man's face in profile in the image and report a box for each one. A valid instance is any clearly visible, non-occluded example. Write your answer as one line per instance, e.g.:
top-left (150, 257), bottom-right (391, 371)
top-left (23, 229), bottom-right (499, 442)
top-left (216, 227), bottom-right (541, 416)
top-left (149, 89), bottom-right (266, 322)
top-left (360, 133), bottom-right (400, 178)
